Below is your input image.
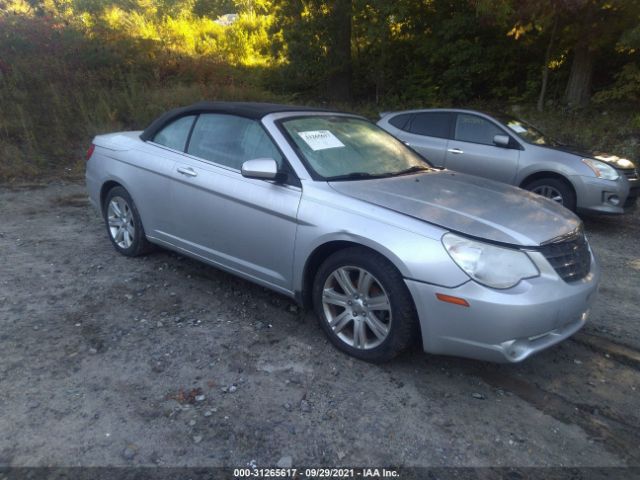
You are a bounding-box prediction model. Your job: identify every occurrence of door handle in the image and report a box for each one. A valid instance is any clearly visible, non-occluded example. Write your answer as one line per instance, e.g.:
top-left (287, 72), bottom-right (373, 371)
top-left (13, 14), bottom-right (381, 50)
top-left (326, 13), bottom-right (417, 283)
top-left (447, 148), bottom-right (464, 154)
top-left (177, 166), bottom-right (197, 177)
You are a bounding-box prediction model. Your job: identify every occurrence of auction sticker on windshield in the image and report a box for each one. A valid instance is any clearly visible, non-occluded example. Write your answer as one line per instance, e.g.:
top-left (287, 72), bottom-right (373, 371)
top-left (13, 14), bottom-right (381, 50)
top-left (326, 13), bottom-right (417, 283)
top-left (298, 130), bottom-right (345, 151)
top-left (507, 122), bottom-right (527, 134)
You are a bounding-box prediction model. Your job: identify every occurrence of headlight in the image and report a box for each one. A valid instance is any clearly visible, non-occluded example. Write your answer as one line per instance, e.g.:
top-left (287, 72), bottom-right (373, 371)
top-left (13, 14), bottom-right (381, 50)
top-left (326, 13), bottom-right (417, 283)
top-left (582, 158), bottom-right (619, 180)
top-left (594, 154), bottom-right (635, 170)
top-left (442, 233), bottom-right (539, 289)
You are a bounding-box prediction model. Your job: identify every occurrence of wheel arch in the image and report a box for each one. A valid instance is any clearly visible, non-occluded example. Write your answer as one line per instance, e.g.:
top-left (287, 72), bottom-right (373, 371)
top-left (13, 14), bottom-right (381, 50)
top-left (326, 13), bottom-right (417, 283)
top-left (300, 239), bottom-right (423, 356)
top-left (100, 180), bottom-right (123, 214)
top-left (99, 180), bottom-right (150, 234)
top-left (299, 239), bottom-right (411, 311)
top-left (519, 171), bottom-right (577, 197)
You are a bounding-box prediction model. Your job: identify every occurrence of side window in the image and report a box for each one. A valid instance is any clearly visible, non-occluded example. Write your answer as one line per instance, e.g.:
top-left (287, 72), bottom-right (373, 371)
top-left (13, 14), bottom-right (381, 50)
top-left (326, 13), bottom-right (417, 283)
top-left (409, 112), bottom-right (453, 138)
top-left (240, 122), bottom-right (285, 168)
top-left (388, 113), bottom-right (413, 131)
top-left (454, 114), bottom-right (504, 145)
top-left (153, 115), bottom-right (196, 151)
top-left (187, 114), bottom-right (284, 170)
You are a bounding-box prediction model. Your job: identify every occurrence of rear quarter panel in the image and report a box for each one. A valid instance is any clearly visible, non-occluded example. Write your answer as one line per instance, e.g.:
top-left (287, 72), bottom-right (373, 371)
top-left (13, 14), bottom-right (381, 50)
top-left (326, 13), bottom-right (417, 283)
top-left (86, 133), bottom-right (176, 237)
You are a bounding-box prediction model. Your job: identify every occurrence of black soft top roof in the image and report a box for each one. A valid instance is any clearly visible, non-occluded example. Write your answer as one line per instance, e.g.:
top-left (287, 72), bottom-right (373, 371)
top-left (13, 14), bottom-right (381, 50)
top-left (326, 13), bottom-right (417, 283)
top-left (140, 101), bottom-right (333, 141)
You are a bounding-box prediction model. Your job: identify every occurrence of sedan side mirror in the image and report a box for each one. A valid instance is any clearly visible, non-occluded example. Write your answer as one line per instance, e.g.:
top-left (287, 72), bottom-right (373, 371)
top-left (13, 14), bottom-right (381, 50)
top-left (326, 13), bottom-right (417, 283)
top-left (493, 134), bottom-right (510, 148)
top-left (241, 158), bottom-right (280, 180)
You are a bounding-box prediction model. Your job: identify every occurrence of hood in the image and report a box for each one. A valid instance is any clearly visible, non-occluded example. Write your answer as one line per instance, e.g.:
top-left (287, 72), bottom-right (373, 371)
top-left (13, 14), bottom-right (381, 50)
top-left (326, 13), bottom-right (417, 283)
top-left (540, 142), bottom-right (592, 158)
top-left (329, 170), bottom-right (581, 247)
top-left (541, 144), bottom-right (636, 169)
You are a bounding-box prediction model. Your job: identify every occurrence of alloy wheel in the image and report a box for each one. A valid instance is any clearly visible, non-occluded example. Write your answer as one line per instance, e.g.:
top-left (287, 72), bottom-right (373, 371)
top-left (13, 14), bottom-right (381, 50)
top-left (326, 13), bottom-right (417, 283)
top-left (107, 196), bottom-right (135, 249)
top-left (531, 185), bottom-right (564, 204)
top-left (321, 266), bottom-right (392, 349)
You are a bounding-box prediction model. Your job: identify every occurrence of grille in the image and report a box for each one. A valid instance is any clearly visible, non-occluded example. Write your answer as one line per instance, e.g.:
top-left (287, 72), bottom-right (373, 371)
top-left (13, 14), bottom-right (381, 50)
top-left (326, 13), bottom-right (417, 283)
top-left (538, 233), bottom-right (591, 283)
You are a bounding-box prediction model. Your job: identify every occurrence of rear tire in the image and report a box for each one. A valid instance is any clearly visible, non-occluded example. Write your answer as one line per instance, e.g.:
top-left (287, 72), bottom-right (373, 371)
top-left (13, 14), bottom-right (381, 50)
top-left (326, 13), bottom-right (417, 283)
top-left (312, 247), bottom-right (419, 363)
top-left (103, 186), bottom-right (153, 257)
top-left (524, 177), bottom-right (577, 212)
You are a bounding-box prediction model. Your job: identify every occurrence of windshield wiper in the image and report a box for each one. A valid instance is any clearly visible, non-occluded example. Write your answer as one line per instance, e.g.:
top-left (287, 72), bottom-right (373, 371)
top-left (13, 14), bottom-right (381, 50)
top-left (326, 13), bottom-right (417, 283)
top-left (326, 172), bottom-right (390, 181)
top-left (327, 166), bottom-right (430, 181)
top-left (387, 165), bottom-right (431, 177)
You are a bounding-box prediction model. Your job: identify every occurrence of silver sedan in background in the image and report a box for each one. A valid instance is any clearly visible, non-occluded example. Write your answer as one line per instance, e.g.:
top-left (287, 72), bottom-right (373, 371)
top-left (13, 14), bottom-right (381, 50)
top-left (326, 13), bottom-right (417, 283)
top-left (86, 102), bottom-right (599, 363)
top-left (378, 108), bottom-right (639, 214)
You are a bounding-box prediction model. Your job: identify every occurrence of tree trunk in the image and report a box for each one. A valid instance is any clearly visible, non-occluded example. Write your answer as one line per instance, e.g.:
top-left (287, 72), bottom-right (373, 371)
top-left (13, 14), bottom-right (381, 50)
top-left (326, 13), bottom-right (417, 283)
top-left (564, 41), bottom-right (594, 107)
top-left (537, 11), bottom-right (558, 112)
top-left (326, 0), bottom-right (352, 102)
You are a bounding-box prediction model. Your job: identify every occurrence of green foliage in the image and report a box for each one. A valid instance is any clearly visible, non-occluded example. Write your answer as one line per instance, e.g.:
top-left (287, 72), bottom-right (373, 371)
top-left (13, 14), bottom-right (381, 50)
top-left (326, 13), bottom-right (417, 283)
top-left (192, 0), bottom-right (235, 17)
top-left (0, 0), bottom-right (639, 180)
top-left (0, 1), bottom-right (282, 180)
top-left (507, 104), bottom-right (639, 162)
top-left (593, 63), bottom-right (640, 104)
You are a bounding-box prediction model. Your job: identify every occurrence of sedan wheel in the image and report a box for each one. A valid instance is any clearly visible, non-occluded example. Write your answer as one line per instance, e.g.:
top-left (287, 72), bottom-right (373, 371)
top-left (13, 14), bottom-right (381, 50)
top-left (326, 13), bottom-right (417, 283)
top-left (103, 186), bottom-right (153, 257)
top-left (107, 196), bottom-right (135, 249)
top-left (313, 247), bottom-right (418, 362)
top-left (524, 177), bottom-right (577, 212)
top-left (322, 266), bottom-right (392, 350)
top-left (531, 185), bottom-right (564, 204)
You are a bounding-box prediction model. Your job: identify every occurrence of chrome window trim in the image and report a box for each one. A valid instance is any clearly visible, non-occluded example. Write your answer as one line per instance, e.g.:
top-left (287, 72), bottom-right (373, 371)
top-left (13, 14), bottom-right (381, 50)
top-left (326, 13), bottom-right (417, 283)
top-left (148, 134), bottom-right (301, 190)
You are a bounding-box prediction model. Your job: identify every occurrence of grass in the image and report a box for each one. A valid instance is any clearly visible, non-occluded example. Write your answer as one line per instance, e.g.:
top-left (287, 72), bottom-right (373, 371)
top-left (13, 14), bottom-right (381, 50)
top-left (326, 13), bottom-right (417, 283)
top-left (1, 73), bottom-right (637, 183)
top-left (1, 11), bottom-right (637, 183)
top-left (0, 72), bottom-right (294, 182)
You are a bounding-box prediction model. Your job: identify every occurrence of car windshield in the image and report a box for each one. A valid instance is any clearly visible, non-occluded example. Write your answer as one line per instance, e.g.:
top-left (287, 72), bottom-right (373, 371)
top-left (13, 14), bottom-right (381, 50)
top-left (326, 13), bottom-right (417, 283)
top-left (495, 114), bottom-right (558, 146)
top-left (281, 116), bottom-right (430, 180)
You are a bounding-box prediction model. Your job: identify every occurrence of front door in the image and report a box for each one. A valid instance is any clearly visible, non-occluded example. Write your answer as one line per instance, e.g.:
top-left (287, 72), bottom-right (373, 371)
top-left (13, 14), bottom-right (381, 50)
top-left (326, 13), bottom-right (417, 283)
top-left (167, 113), bottom-right (302, 293)
top-left (445, 113), bottom-right (520, 184)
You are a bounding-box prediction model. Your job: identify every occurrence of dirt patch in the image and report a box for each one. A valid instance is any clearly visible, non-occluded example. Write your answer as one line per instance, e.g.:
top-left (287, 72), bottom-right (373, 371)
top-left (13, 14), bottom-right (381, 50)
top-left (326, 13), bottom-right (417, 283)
top-left (51, 193), bottom-right (89, 208)
top-left (2, 182), bottom-right (48, 191)
top-left (0, 181), bottom-right (639, 468)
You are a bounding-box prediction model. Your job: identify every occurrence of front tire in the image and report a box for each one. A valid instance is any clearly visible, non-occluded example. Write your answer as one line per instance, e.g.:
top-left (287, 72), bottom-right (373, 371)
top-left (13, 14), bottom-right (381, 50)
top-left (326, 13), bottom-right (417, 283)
top-left (103, 186), bottom-right (153, 257)
top-left (524, 177), bottom-right (577, 212)
top-left (312, 247), bottom-right (419, 363)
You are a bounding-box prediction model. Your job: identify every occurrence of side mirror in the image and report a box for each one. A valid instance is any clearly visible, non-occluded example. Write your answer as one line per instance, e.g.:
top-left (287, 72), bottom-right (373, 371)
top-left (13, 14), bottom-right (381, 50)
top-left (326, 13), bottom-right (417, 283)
top-left (241, 158), bottom-right (280, 180)
top-left (493, 134), bottom-right (510, 148)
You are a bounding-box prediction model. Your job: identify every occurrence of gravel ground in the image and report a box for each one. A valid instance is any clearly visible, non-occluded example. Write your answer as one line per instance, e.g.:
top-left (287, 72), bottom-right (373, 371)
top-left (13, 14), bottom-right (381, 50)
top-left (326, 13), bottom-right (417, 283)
top-left (0, 181), bottom-right (639, 468)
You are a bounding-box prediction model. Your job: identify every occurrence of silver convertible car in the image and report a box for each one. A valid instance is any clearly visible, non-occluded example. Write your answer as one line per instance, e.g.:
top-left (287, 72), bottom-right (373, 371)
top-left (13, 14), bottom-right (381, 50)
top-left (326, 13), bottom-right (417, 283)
top-left (86, 102), bottom-right (600, 363)
top-left (378, 108), bottom-right (639, 215)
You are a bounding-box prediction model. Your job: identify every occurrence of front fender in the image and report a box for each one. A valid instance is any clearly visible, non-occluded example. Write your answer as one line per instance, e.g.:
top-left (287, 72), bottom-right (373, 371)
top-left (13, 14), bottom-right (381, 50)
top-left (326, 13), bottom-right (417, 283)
top-left (292, 185), bottom-right (470, 294)
top-left (516, 148), bottom-right (589, 187)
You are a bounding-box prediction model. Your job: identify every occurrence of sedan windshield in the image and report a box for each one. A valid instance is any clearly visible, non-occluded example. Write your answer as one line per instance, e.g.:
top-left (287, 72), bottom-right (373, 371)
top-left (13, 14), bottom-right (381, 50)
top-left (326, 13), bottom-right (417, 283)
top-left (496, 114), bottom-right (557, 146)
top-left (281, 116), bottom-right (429, 180)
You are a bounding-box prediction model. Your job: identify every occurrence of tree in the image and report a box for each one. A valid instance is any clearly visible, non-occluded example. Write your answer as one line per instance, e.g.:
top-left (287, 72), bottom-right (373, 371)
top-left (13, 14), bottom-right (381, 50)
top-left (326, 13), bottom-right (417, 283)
top-left (325, 0), bottom-right (351, 101)
top-left (270, 0), bottom-right (352, 101)
top-left (561, 0), bottom-right (640, 107)
top-left (483, 0), bottom-right (640, 108)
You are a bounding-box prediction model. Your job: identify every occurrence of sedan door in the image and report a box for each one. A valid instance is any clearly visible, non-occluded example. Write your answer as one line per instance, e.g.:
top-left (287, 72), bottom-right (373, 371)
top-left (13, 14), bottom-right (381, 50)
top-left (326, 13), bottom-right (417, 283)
top-left (167, 113), bottom-right (302, 294)
top-left (445, 113), bottom-right (520, 184)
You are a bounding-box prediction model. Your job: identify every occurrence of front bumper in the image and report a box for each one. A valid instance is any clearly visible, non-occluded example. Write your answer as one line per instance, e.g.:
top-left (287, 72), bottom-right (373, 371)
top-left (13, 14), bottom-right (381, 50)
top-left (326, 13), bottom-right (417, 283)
top-left (572, 174), bottom-right (632, 215)
top-left (405, 251), bottom-right (600, 363)
top-left (624, 177), bottom-right (639, 210)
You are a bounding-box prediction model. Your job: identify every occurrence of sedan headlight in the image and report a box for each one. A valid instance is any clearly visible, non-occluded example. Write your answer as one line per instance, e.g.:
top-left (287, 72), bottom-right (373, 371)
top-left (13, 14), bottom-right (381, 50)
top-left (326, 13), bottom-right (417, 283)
top-left (582, 158), bottom-right (619, 180)
top-left (594, 154), bottom-right (635, 170)
top-left (442, 233), bottom-right (539, 289)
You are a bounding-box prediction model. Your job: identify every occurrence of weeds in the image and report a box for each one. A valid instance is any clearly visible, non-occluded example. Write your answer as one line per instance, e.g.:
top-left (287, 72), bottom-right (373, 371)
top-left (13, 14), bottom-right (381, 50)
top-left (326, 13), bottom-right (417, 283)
top-left (0, 11), bottom-right (637, 182)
